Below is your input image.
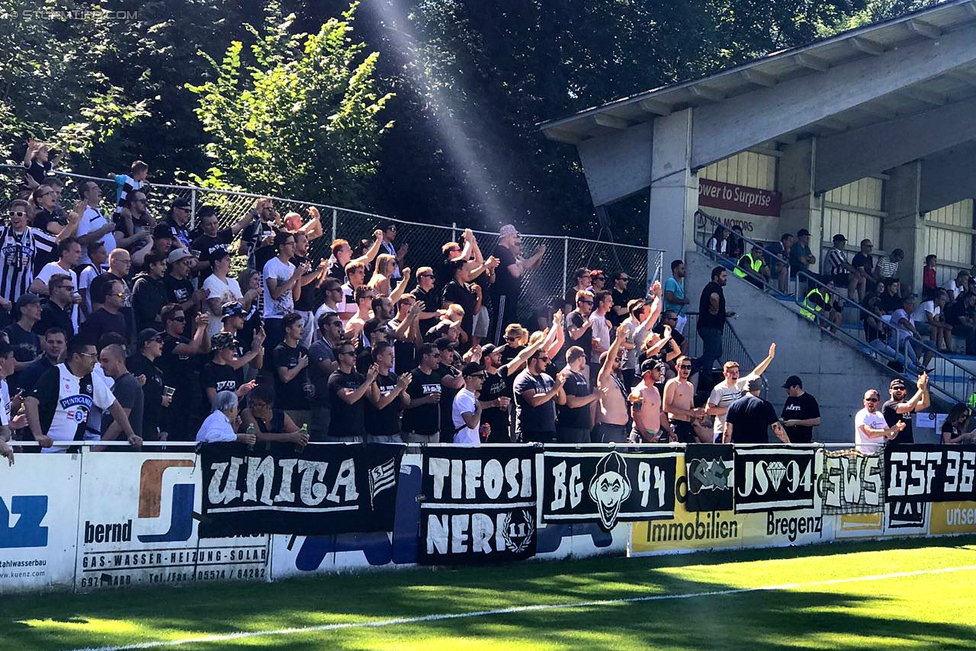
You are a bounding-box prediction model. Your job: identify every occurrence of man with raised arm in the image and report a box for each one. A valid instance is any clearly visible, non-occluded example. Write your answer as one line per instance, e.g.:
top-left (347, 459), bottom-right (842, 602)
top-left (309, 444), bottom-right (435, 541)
top-left (706, 343), bottom-right (776, 442)
top-left (595, 324), bottom-right (631, 443)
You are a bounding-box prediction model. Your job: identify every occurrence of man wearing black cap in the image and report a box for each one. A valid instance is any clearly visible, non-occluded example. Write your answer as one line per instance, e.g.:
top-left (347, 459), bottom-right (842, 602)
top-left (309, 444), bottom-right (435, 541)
top-left (162, 198), bottom-right (192, 249)
top-left (191, 208), bottom-right (254, 283)
top-left (131, 251), bottom-right (169, 331)
top-left (202, 249), bottom-right (243, 337)
top-left (827, 233), bottom-right (865, 301)
top-left (882, 373), bottom-right (930, 445)
top-left (127, 328), bottom-right (169, 441)
top-left (479, 341), bottom-right (543, 443)
top-left (724, 377), bottom-right (790, 444)
top-left (435, 336), bottom-right (464, 442)
top-left (630, 359), bottom-right (673, 443)
top-left (452, 362), bottom-right (486, 445)
top-left (218, 301), bottom-right (265, 376)
top-left (165, 248), bottom-right (207, 319)
top-left (789, 229), bottom-right (816, 281)
top-left (780, 375), bottom-right (821, 444)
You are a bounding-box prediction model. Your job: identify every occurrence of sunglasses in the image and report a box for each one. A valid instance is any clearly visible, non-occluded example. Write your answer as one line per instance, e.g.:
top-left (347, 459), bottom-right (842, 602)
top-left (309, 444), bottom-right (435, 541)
top-left (865, 397), bottom-right (879, 402)
top-left (338, 350), bottom-right (356, 357)
top-left (579, 300), bottom-right (594, 305)
top-left (420, 273), bottom-right (434, 278)
top-left (678, 364), bottom-right (692, 370)
top-left (9, 211), bottom-right (26, 217)
top-left (534, 355), bottom-right (550, 363)
top-left (170, 316), bottom-right (186, 323)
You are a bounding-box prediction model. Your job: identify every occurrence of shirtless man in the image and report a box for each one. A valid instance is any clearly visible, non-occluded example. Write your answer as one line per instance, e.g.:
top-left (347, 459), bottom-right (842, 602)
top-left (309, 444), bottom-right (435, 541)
top-left (706, 342), bottom-right (776, 442)
top-left (664, 355), bottom-right (704, 443)
top-left (595, 324), bottom-right (631, 443)
top-left (630, 359), bottom-right (673, 442)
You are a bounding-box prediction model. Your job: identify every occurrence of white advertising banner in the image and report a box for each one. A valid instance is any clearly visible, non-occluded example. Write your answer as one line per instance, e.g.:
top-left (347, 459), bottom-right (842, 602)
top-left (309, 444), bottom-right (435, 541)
top-left (0, 454), bottom-right (81, 594)
top-left (76, 453), bottom-right (269, 591)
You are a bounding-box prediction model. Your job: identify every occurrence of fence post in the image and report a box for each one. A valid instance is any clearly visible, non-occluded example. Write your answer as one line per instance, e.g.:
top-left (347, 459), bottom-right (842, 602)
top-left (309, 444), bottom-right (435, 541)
top-left (451, 222), bottom-right (457, 242)
top-left (562, 237), bottom-right (568, 298)
top-left (331, 208), bottom-right (337, 242)
top-left (190, 189), bottom-right (197, 231)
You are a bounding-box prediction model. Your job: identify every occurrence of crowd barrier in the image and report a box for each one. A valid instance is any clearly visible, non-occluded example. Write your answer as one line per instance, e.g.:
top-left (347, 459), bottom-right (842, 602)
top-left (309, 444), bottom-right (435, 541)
top-left (1, 443), bottom-right (974, 596)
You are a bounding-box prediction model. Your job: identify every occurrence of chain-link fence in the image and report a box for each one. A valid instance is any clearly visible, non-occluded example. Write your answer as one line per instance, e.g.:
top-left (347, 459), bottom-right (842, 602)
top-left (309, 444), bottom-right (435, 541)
top-left (1, 164), bottom-right (664, 325)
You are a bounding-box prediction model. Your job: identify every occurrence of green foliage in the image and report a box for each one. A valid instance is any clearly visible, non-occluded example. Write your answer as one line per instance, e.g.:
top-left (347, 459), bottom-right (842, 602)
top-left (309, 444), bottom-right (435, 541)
top-left (187, 3), bottom-right (392, 207)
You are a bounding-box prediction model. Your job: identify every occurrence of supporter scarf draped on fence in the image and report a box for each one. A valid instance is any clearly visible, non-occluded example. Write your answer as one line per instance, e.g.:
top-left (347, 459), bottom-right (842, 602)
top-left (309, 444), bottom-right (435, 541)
top-left (419, 446), bottom-right (536, 564)
top-left (199, 443), bottom-right (404, 538)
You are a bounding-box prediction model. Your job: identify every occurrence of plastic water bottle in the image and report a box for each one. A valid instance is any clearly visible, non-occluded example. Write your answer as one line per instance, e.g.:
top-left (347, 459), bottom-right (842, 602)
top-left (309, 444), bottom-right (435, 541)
top-left (298, 423), bottom-right (309, 453)
top-left (246, 423), bottom-right (256, 451)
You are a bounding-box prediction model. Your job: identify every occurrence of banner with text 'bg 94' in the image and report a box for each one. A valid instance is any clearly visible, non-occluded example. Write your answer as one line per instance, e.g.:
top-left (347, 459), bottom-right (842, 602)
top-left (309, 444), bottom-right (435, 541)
top-left (200, 443), bottom-right (404, 538)
top-left (419, 447), bottom-right (536, 564)
top-left (542, 449), bottom-right (678, 531)
top-left (885, 445), bottom-right (976, 504)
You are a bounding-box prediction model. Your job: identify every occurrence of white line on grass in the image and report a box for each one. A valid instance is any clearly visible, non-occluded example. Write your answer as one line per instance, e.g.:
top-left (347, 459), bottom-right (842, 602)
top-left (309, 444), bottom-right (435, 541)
top-left (64, 564), bottom-right (976, 651)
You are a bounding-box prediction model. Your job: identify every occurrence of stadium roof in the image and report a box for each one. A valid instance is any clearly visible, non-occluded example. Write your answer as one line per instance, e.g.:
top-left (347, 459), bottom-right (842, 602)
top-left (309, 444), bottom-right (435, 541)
top-left (540, 0), bottom-right (976, 146)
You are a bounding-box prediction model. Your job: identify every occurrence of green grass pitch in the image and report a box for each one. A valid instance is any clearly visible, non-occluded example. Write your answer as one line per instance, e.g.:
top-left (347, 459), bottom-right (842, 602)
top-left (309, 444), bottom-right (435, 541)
top-left (5, 535), bottom-right (976, 651)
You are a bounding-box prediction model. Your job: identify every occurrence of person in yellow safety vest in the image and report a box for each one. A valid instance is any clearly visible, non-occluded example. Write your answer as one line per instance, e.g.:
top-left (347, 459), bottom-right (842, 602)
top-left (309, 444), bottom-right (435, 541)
top-left (800, 280), bottom-right (843, 331)
top-left (734, 244), bottom-right (771, 288)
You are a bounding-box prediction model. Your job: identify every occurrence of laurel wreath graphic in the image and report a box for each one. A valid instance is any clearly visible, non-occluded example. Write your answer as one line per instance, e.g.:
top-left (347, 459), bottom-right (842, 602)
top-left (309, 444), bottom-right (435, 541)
top-left (501, 509), bottom-right (535, 554)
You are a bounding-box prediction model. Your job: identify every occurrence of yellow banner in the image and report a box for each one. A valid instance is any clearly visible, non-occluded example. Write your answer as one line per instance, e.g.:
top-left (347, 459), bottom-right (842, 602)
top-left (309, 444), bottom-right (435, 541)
top-left (929, 502), bottom-right (976, 535)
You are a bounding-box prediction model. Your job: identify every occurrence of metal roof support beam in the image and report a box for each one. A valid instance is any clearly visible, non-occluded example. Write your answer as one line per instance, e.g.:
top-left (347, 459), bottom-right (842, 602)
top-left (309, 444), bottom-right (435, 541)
top-left (691, 25), bottom-right (976, 170)
top-left (816, 97), bottom-right (976, 193)
top-left (903, 88), bottom-right (948, 106)
top-left (689, 85), bottom-right (725, 103)
top-left (919, 141), bottom-right (976, 213)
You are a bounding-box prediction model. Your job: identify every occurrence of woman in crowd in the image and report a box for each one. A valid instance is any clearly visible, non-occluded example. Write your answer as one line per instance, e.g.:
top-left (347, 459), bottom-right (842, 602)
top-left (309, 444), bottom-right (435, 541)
top-left (941, 403), bottom-right (976, 444)
top-left (239, 383), bottom-right (308, 449)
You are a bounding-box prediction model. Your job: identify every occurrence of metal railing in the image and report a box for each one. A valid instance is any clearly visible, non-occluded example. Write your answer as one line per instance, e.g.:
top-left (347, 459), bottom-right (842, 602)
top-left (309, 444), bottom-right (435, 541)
top-left (694, 209), bottom-right (790, 295)
top-left (1, 164), bottom-right (665, 327)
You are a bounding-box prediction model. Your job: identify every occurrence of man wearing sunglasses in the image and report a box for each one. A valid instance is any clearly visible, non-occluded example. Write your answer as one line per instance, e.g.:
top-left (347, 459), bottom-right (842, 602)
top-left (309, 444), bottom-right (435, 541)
top-left (563, 289), bottom-right (594, 374)
top-left (513, 348), bottom-right (565, 443)
top-left (881, 374), bottom-right (929, 446)
top-left (78, 278), bottom-right (128, 344)
top-left (663, 355), bottom-right (705, 443)
top-left (0, 198), bottom-right (78, 308)
top-left (855, 388), bottom-right (905, 454)
top-left (326, 342), bottom-right (378, 442)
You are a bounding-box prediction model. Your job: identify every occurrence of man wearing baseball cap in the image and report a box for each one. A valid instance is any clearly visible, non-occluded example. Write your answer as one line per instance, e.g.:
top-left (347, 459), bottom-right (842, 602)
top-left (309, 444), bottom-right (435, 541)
top-left (724, 376), bottom-right (790, 444)
top-left (452, 362), bottom-right (487, 445)
top-left (630, 359), bottom-right (673, 443)
top-left (780, 375), bottom-right (820, 444)
top-left (789, 228), bottom-right (816, 282)
top-left (882, 373), bottom-right (930, 445)
top-left (490, 224), bottom-right (546, 343)
top-left (163, 197), bottom-right (192, 248)
top-left (827, 233), bottom-right (865, 301)
top-left (165, 248), bottom-right (207, 320)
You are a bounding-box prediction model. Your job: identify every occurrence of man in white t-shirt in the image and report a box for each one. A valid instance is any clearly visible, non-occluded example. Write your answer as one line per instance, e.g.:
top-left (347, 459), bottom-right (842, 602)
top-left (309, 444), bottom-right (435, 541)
top-left (76, 181), bottom-right (116, 269)
top-left (31, 237), bottom-right (82, 330)
top-left (452, 362), bottom-right (486, 445)
top-left (854, 388), bottom-right (904, 454)
top-left (0, 343), bottom-right (16, 465)
top-left (913, 289), bottom-right (952, 352)
top-left (203, 249), bottom-right (243, 337)
top-left (588, 291), bottom-right (613, 365)
top-left (24, 338), bottom-right (142, 453)
top-left (706, 342), bottom-right (776, 442)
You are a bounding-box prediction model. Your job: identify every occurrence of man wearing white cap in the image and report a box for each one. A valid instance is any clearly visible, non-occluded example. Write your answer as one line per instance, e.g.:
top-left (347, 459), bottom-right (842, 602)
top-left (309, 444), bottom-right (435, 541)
top-left (490, 224), bottom-right (546, 343)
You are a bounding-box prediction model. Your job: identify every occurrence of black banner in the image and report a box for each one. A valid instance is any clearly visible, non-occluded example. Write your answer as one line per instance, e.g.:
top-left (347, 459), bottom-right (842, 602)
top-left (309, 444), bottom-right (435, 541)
top-left (684, 444), bottom-right (734, 512)
top-left (734, 447), bottom-right (817, 513)
top-left (199, 443), bottom-right (404, 538)
top-left (885, 444), bottom-right (976, 504)
top-left (419, 447), bottom-right (536, 564)
top-left (819, 450), bottom-right (884, 515)
top-left (541, 449), bottom-right (678, 530)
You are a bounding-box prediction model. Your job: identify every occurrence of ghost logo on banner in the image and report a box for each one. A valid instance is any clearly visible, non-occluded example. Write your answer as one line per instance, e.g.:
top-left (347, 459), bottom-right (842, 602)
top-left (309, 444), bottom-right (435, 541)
top-left (587, 452), bottom-right (633, 530)
top-left (684, 445), bottom-right (733, 513)
top-left (734, 447), bottom-right (816, 513)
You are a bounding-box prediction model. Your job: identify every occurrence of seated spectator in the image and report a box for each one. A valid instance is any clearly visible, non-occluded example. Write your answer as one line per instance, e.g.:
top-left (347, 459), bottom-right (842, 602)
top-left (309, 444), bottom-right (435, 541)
top-left (889, 296), bottom-right (927, 371)
top-left (240, 383), bottom-right (306, 448)
top-left (914, 290), bottom-right (952, 353)
top-left (944, 270), bottom-right (970, 302)
top-left (922, 254), bottom-right (939, 300)
top-left (706, 226), bottom-right (728, 255)
top-left (799, 280), bottom-right (842, 331)
top-left (734, 243), bottom-right (770, 289)
top-left (196, 391), bottom-right (255, 444)
top-left (273, 313), bottom-right (312, 428)
top-left (874, 248), bottom-right (904, 281)
top-left (727, 225), bottom-right (745, 259)
top-left (826, 233), bottom-right (865, 301)
top-left (765, 233), bottom-right (794, 293)
top-left (789, 229), bottom-right (816, 280)
top-left (941, 403), bottom-right (976, 444)
top-left (34, 274), bottom-right (75, 337)
top-left (879, 278), bottom-right (902, 314)
top-left (945, 292), bottom-right (976, 356)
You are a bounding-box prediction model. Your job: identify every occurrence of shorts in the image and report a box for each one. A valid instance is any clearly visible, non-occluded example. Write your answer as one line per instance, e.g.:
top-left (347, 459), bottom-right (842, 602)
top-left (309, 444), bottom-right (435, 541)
top-left (597, 423), bottom-right (628, 444)
top-left (630, 427), bottom-right (663, 443)
top-left (557, 427), bottom-right (591, 444)
top-left (672, 420), bottom-right (696, 444)
top-left (401, 432), bottom-right (439, 444)
top-left (473, 307), bottom-right (490, 338)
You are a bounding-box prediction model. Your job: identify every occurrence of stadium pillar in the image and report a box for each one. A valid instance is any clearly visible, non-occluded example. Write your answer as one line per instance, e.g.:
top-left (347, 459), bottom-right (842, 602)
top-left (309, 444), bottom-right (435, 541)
top-left (883, 161), bottom-right (925, 294)
top-left (648, 109), bottom-right (698, 263)
top-left (779, 138), bottom-right (821, 251)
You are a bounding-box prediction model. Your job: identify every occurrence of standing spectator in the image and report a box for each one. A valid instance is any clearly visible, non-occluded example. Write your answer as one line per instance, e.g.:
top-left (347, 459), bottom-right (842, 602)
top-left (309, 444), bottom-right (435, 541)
top-left (202, 249), bottom-right (244, 337)
top-left (217, 301), bottom-right (265, 378)
top-left (852, 239), bottom-right (875, 290)
top-left (855, 389), bottom-right (904, 454)
top-left (126, 329), bottom-right (169, 442)
top-left (921, 254), bottom-right (939, 300)
top-left (325, 230), bottom-right (383, 284)
top-left (0, 198), bottom-right (63, 306)
top-left (17, 327), bottom-right (65, 396)
top-left (313, 278), bottom-right (343, 325)
top-left (25, 337), bottom-right (141, 452)
top-left (131, 251), bottom-right (168, 332)
top-left (630, 359), bottom-right (673, 442)
top-left (435, 338), bottom-right (464, 442)
top-left (4, 293), bottom-right (42, 388)
top-left (556, 346), bottom-right (600, 444)
top-left (588, 290), bottom-right (613, 368)
top-left (308, 312), bottom-right (341, 440)
top-left (780, 375), bottom-right (821, 444)
top-left (345, 286), bottom-right (375, 345)
top-left (164, 249), bottom-right (207, 320)
top-left (112, 192), bottom-right (153, 251)
top-left (365, 341), bottom-right (411, 443)
top-left (75, 181), bottom-right (116, 269)
top-left (239, 198), bottom-right (279, 265)
top-left (588, 270), bottom-right (607, 294)
top-left (882, 375), bottom-right (930, 445)
top-left (874, 248), bottom-right (904, 281)
top-left (402, 342), bottom-right (443, 444)
top-left (914, 289), bottom-right (952, 352)
top-left (766, 233), bottom-right (794, 294)
top-left (620, 296), bottom-right (661, 389)
top-left (562, 290), bottom-right (594, 373)
top-left (78, 278), bottom-right (128, 343)
top-left (162, 198), bottom-right (192, 249)
top-left (108, 160), bottom-right (148, 214)
top-left (595, 325), bottom-right (631, 443)
top-left (34, 274), bottom-right (75, 336)
top-left (77, 242), bottom-right (107, 321)
top-left (609, 271), bottom-right (631, 328)
top-left (33, 238), bottom-right (82, 331)
top-left (789, 228), bottom-right (816, 282)
top-left (191, 209), bottom-right (254, 283)
top-left (340, 262), bottom-right (368, 320)
top-left (21, 138), bottom-right (58, 189)
top-left (826, 234), bottom-right (864, 300)
top-left (377, 222), bottom-right (407, 282)
top-left (158, 304), bottom-right (210, 441)
top-left (273, 313), bottom-right (312, 429)
top-left (31, 185), bottom-right (65, 244)
top-left (513, 347), bottom-right (564, 443)
top-left (412, 267), bottom-right (440, 334)
top-left (490, 224), bottom-right (546, 342)
top-left (326, 341), bottom-right (375, 442)
top-left (263, 232), bottom-right (308, 355)
top-left (201, 332), bottom-right (254, 407)
top-left (290, 232), bottom-right (324, 348)
top-left (98, 344), bottom-right (144, 446)
top-left (452, 362), bottom-right (486, 445)
top-left (723, 377), bottom-right (790, 444)
top-left (705, 344), bottom-right (776, 443)
top-left (479, 342), bottom-right (536, 443)
top-left (663, 355), bottom-right (704, 443)
top-left (696, 266), bottom-right (732, 390)
top-left (564, 268), bottom-right (591, 313)
top-left (946, 292), bottom-right (976, 355)
top-left (441, 259), bottom-right (478, 339)
top-left (663, 260), bottom-right (690, 333)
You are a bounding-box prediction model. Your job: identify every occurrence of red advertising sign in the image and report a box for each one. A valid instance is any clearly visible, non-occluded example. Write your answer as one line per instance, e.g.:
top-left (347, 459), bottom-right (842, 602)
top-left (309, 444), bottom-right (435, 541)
top-left (698, 178), bottom-right (781, 217)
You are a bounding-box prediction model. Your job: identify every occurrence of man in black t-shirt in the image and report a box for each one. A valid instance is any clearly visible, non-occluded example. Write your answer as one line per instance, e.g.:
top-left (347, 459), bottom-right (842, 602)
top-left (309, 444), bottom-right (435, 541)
top-left (561, 290), bottom-right (594, 373)
top-left (164, 249), bottom-right (207, 320)
top-left (365, 341), bottom-right (410, 442)
top-left (697, 266), bottom-right (732, 390)
top-left (724, 377), bottom-right (789, 444)
top-left (157, 304), bottom-right (210, 440)
top-left (202, 333), bottom-right (247, 407)
top-left (780, 375), bottom-right (821, 444)
top-left (609, 271), bottom-right (631, 328)
top-left (489, 224), bottom-right (545, 343)
top-left (127, 328), bottom-right (168, 441)
top-left (326, 341), bottom-right (376, 441)
top-left (191, 209), bottom-right (254, 284)
top-left (4, 292), bottom-right (42, 389)
top-left (556, 346), bottom-right (600, 443)
top-left (272, 313), bottom-right (311, 428)
top-left (882, 375), bottom-right (930, 445)
top-left (441, 259), bottom-right (477, 338)
top-left (435, 338), bottom-right (465, 442)
top-left (402, 343), bottom-right (442, 443)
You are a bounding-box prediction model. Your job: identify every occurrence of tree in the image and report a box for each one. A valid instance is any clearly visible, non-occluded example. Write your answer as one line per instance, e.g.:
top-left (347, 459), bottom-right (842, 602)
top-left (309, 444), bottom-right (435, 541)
top-left (187, 3), bottom-right (392, 207)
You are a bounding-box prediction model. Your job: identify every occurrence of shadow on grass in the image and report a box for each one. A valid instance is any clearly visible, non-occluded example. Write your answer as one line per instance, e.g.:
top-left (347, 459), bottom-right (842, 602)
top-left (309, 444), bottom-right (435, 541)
top-left (4, 534), bottom-right (975, 651)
